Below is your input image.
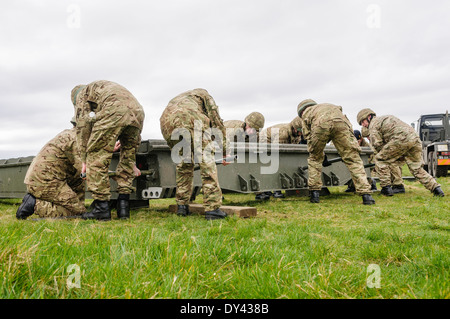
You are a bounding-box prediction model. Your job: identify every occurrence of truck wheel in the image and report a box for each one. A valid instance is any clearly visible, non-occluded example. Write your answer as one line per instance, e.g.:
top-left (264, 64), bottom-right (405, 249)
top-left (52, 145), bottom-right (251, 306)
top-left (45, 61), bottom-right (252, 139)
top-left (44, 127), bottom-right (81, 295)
top-left (429, 151), bottom-right (447, 177)
top-left (436, 165), bottom-right (448, 177)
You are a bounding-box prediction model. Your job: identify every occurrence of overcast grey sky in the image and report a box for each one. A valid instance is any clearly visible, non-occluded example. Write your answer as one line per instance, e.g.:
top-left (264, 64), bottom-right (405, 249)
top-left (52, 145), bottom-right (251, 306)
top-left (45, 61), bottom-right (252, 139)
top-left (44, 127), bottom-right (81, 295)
top-left (1, 0), bottom-right (449, 159)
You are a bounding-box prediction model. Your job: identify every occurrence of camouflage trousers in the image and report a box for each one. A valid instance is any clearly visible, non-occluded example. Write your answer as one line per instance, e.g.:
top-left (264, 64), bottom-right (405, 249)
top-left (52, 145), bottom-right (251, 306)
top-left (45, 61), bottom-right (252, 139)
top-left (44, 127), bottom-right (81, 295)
top-left (369, 152), bottom-right (404, 186)
top-left (175, 159), bottom-right (222, 211)
top-left (372, 163), bottom-right (404, 186)
top-left (307, 120), bottom-right (372, 194)
top-left (161, 106), bottom-right (222, 211)
top-left (375, 139), bottom-right (439, 191)
top-left (27, 177), bottom-right (85, 218)
top-left (86, 125), bottom-right (141, 200)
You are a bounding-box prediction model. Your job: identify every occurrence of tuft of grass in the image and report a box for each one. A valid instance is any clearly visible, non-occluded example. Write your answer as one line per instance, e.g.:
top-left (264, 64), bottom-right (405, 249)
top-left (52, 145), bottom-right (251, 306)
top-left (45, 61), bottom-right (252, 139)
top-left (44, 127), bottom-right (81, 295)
top-left (0, 176), bottom-right (448, 299)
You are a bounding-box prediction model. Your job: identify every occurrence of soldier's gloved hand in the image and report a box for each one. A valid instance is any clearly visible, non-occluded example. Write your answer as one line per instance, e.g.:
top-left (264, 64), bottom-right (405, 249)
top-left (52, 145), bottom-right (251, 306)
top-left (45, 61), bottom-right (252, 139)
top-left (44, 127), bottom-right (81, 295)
top-left (300, 135), bottom-right (307, 144)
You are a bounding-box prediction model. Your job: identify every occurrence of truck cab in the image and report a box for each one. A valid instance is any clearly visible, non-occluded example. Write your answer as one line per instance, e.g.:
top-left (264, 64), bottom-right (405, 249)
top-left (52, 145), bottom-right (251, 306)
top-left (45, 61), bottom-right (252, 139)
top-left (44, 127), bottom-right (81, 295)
top-left (413, 112), bottom-right (450, 177)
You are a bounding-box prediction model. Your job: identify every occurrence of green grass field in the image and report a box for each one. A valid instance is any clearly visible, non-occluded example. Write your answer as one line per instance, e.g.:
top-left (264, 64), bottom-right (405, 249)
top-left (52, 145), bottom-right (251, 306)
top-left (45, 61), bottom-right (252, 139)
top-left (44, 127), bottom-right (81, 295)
top-left (0, 174), bottom-right (448, 299)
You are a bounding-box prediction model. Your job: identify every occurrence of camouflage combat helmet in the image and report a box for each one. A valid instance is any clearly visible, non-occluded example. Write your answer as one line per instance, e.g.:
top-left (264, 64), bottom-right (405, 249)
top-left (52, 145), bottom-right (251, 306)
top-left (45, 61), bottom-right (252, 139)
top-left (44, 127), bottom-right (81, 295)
top-left (245, 112), bottom-right (265, 130)
top-left (357, 108), bottom-right (376, 125)
top-left (297, 99), bottom-right (317, 118)
top-left (290, 116), bottom-right (303, 133)
top-left (71, 85), bottom-right (86, 106)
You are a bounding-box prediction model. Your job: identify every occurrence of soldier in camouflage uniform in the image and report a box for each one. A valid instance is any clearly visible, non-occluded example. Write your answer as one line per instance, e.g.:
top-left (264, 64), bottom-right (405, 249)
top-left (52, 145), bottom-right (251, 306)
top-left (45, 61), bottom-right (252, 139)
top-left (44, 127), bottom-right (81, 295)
top-left (297, 99), bottom-right (375, 205)
top-left (357, 108), bottom-right (444, 197)
top-left (16, 118), bottom-right (86, 220)
top-left (224, 112), bottom-right (266, 200)
top-left (259, 116), bottom-right (305, 144)
top-left (160, 88), bottom-right (230, 220)
top-left (341, 130), bottom-right (374, 192)
top-left (360, 126), bottom-right (405, 194)
top-left (72, 80), bottom-right (145, 220)
top-left (224, 112), bottom-right (265, 143)
top-left (256, 116), bottom-right (305, 199)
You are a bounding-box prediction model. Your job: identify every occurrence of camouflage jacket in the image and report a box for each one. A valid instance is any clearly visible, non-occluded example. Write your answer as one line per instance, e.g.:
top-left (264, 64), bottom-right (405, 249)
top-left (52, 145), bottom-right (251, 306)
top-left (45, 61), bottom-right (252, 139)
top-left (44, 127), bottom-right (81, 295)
top-left (260, 123), bottom-right (301, 144)
top-left (224, 120), bottom-right (246, 143)
top-left (369, 115), bottom-right (420, 153)
top-left (360, 137), bottom-right (371, 148)
top-left (300, 103), bottom-right (350, 141)
top-left (163, 88), bottom-right (228, 155)
top-left (223, 120), bottom-right (261, 143)
top-left (358, 137), bottom-right (375, 162)
top-left (74, 80), bottom-right (145, 161)
top-left (24, 128), bottom-right (82, 187)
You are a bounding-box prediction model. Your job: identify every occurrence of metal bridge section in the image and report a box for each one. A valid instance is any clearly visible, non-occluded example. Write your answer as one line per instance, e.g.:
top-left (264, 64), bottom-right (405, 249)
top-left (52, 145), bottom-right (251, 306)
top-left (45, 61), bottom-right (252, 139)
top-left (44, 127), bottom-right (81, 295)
top-left (0, 140), bottom-right (373, 205)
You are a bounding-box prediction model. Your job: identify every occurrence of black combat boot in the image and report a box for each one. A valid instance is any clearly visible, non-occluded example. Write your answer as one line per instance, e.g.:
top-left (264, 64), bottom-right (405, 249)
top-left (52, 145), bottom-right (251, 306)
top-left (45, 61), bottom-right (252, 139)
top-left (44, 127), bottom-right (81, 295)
top-left (177, 205), bottom-right (190, 217)
top-left (345, 186), bottom-right (356, 193)
top-left (380, 186), bottom-right (394, 196)
top-left (16, 193), bottom-right (36, 220)
top-left (433, 186), bottom-right (445, 197)
top-left (345, 182), bottom-right (355, 193)
top-left (205, 208), bottom-right (227, 220)
top-left (273, 190), bottom-right (285, 198)
top-left (362, 194), bottom-right (376, 205)
top-left (117, 194), bottom-right (130, 220)
top-left (371, 179), bottom-right (378, 191)
top-left (82, 200), bottom-right (111, 221)
top-left (309, 190), bottom-right (320, 203)
top-left (392, 185), bottom-right (405, 194)
top-left (255, 193), bottom-right (270, 200)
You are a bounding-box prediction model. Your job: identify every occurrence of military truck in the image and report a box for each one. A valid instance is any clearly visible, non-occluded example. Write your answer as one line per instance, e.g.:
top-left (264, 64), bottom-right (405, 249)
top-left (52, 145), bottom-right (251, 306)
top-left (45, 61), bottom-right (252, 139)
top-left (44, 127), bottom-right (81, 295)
top-left (412, 111), bottom-right (450, 177)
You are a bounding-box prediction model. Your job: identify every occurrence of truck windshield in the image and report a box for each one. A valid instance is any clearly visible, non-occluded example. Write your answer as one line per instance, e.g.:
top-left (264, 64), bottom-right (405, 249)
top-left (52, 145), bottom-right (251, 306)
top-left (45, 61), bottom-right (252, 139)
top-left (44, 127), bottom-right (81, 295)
top-left (422, 117), bottom-right (444, 127)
